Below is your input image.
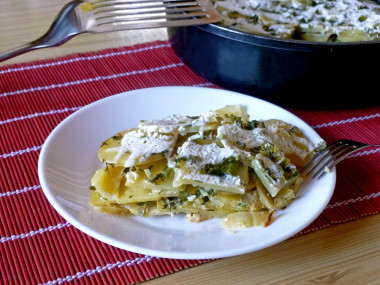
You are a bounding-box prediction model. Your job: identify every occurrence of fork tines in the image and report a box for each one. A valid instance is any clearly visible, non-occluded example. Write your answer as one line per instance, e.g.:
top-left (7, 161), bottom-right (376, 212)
top-left (81, 0), bottom-right (222, 32)
top-left (303, 139), bottom-right (367, 179)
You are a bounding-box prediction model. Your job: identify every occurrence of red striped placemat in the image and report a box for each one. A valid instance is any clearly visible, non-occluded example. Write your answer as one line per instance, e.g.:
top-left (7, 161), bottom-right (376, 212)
top-left (1, 41), bottom-right (379, 284)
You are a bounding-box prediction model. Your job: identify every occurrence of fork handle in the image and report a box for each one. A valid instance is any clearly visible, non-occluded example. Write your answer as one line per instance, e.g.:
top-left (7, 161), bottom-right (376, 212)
top-left (0, 42), bottom-right (43, 62)
top-left (0, 30), bottom-right (81, 63)
top-left (0, 35), bottom-right (77, 62)
top-left (0, 1), bottom-right (81, 63)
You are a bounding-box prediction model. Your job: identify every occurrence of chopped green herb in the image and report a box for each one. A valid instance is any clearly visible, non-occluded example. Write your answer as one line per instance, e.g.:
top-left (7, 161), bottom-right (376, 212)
top-left (279, 157), bottom-right (290, 169)
top-left (287, 126), bottom-right (299, 135)
top-left (194, 187), bottom-right (215, 204)
top-left (225, 114), bottom-right (243, 127)
top-left (111, 133), bottom-right (123, 141)
top-left (97, 192), bottom-right (108, 201)
top-left (147, 167), bottom-right (173, 184)
top-left (202, 156), bottom-right (242, 177)
top-left (175, 155), bottom-right (200, 166)
top-left (243, 120), bottom-right (264, 130)
top-left (251, 14), bottom-right (259, 24)
top-left (227, 11), bottom-right (244, 20)
top-left (239, 202), bottom-right (248, 209)
top-left (137, 201), bottom-right (153, 216)
top-left (197, 187), bottom-right (215, 197)
top-left (105, 162), bottom-right (115, 172)
top-left (178, 188), bottom-right (191, 199)
top-left (162, 197), bottom-right (183, 210)
top-left (260, 143), bottom-right (281, 161)
top-left (314, 140), bottom-right (327, 153)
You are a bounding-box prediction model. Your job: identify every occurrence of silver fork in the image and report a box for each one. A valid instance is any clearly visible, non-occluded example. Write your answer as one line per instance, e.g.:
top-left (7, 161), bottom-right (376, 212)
top-left (0, 0), bottom-right (221, 62)
top-left (303, 139), bottom-right (380, 179)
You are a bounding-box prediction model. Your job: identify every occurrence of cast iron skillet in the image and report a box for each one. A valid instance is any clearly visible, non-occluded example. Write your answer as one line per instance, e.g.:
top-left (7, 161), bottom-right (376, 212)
top-left (168, 24), bottom-right (380, 109)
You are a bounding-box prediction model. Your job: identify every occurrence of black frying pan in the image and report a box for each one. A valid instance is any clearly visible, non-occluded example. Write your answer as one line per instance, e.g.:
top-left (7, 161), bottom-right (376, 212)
top-left (168, 24), bottom-right (380, 109)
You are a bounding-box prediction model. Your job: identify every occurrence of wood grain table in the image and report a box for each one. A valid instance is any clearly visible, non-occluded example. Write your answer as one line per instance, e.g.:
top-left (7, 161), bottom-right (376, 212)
top-left (1, 1), bottom-right (379, 284)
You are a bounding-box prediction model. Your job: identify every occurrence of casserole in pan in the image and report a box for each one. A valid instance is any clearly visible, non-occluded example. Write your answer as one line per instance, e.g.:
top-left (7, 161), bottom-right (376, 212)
top-left (168, 23), bottom-right (380, 108)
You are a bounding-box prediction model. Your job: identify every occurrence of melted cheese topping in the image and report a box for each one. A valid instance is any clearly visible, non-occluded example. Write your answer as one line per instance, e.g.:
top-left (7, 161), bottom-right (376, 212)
top-left (218, 123), bottom-right (313, 160)
top-left (178, 141), bottom-right (240, 165)
top-left (175, 141), bottom-right (245, 190)
top-left (138, 111), bottom-right (218, 135)
top-left (108, 130), bottom-right (175, 167)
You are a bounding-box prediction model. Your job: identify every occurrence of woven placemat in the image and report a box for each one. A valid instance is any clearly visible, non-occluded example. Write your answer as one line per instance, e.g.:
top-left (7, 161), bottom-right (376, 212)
top-left (1, 41), bottom-right (379, 284)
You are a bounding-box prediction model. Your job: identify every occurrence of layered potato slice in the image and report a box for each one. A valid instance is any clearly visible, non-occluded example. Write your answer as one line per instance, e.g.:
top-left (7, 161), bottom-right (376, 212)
top-left (89, 105), bottom-right (322, 229)
top-left (91, 161), bottom-right (181, 203)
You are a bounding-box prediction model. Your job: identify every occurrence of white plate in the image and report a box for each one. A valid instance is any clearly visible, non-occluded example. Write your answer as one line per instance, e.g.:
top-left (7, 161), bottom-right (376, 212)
top-left (38, 86), bottom-right (336, 259)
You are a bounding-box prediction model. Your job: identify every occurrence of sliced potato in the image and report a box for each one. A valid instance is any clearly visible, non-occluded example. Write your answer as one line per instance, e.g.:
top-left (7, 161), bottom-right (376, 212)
top-left (214, 104), bottom-right (249, 123)
top-left (98, 129), bottom-right (130, 165)
top-left (222, 211), bottom-right (271, 229)
top-left (90, 165), bottom-right (125, 202)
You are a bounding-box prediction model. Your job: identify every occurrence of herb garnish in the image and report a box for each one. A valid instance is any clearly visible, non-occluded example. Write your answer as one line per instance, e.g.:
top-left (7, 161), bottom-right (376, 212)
top-left (162, 197), bottom-right (183, 210)
top-left (287, 126), bottom-right (299, 135)
top-left (105, 162), bottom-right (115, 172)
top-left (259, 143), bottom-right (281, 161)
top-left (111, 133), bottom-right (123, 141)
top-left (146, 167), bottom-right (173, 184)
top-left (239, 202), bottom-right (248, 209)
top-left (202, 156), bottom-right (242, 177)
top-left (175, 155), bottom-right (200, 167)
top-left (137, 201), bottom-right (153, 216)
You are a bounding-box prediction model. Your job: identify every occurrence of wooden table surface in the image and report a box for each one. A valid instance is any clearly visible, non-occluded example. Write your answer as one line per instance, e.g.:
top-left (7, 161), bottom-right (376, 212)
top-left (1, 1), bottom-right (379, 284)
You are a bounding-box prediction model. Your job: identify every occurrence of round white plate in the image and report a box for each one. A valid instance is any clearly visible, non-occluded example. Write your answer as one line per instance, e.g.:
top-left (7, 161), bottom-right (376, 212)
top-left (38, 86), bottom-right (336, 259)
